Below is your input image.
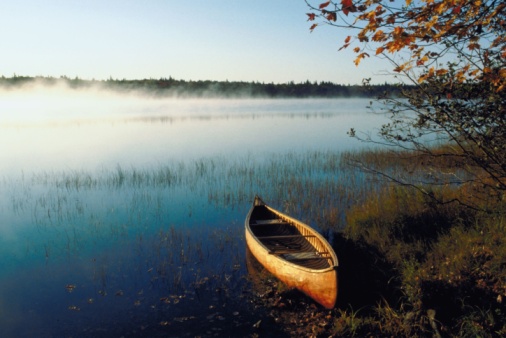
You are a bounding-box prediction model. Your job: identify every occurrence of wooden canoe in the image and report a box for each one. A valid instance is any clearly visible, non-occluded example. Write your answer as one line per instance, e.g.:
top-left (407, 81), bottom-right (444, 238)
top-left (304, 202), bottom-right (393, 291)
top-left (245, 196), bottom-right (338, 309)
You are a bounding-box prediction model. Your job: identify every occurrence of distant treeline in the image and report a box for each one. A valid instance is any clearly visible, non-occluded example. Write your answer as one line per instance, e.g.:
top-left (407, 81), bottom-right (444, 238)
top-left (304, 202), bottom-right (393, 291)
top-left (0, 75), bottom-right (411, 98)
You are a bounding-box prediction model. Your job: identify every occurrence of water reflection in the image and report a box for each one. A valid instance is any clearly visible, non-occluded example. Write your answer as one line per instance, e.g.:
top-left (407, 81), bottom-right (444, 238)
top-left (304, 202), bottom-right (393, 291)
top-left (0, 91), bottom-right (386, 336)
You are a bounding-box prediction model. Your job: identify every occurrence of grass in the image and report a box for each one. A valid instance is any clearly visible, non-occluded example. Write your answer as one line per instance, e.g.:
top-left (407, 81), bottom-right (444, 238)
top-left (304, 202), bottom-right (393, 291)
top-left (222, 148), bottom-right (505, 337)
top-left (328, 149), bottom-right (506, 337)
top-left (3, 148), bottom-right (505, 336)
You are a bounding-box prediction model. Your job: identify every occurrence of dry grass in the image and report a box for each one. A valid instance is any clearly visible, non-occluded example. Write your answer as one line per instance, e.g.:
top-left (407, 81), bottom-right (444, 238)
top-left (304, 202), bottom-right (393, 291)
top-left (335, 149), bottom-right (506, 337)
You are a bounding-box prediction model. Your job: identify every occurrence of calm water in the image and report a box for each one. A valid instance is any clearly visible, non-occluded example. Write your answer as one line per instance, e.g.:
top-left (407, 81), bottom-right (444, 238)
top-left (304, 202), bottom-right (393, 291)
top-left (0, 88), bottom-right (385, 337)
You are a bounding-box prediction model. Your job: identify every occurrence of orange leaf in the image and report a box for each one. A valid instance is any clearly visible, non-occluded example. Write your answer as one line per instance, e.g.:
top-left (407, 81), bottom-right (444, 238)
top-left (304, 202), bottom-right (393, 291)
top-left (416, 55), bottom-right (429, 66)
top-left (376, 46), bottom-right (385, 55)
top-left (319, 1), bottom-right (331, 9)
top-left (353, 47), bottom-right (361, 53)
top-left (354, 52), bottom-right (370, 66)
top-left (393, 26), bottom-right (404, 36)
top-left (339, 43), bottom-right (350, 51)
top-left (393, 64), bottom-right (405, 72)
top-left (344, 35), bottom-right (351, 43)
top-left (386, 15), bottom-right (396, 25)
top-left (306, 13), bottom-right (316, 21)
top-left (468, 42), bottom-right (480, 50)
top-left (372, 30), bottom-right (385, 42)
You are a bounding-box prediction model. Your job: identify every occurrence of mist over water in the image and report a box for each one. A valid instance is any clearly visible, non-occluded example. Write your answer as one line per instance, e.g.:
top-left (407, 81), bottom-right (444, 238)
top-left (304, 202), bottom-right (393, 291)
top-left (0, 85), bottom-right (386, 336)
top-left (0, 85), bottom-right (383, 175)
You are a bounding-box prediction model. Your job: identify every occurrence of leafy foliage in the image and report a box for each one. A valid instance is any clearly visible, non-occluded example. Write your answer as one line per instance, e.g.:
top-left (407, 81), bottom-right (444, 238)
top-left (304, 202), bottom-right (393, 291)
top-left (306, 0), bottom-right (506, 91)
top-left (307, 0), bottom-right (506, 212)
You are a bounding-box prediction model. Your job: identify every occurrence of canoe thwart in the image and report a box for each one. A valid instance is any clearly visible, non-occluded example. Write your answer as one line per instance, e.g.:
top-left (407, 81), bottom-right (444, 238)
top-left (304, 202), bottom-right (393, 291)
top-left (268, 249), bottom-right (303, 255)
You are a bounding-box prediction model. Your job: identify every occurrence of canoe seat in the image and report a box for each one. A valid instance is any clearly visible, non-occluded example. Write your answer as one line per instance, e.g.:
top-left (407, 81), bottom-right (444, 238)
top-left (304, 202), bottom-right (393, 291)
top-left (282, 252), bottom-right (326, 261)
top-left (269, 249), bottom-right (328, 256)
top-left (265, 239), bottom-right (302, 251)
top-left (251, 219), bottom-right (288, 226)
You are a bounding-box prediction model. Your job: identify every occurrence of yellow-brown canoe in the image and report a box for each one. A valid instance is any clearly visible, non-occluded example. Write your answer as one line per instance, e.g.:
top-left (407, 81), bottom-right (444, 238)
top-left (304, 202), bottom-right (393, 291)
top-left (245, 196), bottom-right (338, 309)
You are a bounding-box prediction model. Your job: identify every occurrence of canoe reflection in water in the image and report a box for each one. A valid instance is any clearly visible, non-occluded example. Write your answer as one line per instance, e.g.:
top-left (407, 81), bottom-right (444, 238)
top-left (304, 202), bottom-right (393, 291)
top-left (245, 196), bottom-right (338, 309)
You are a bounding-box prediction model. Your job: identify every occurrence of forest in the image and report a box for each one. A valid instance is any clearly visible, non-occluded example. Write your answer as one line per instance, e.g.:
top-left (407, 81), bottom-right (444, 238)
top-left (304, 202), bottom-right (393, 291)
top-left (0, 75), bottom-right (407, 98)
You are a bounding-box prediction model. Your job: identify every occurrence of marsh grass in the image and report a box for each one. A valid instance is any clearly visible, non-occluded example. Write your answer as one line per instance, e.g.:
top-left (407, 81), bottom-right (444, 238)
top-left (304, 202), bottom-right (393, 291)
top-left (15, 150), bottom-right (369, 239)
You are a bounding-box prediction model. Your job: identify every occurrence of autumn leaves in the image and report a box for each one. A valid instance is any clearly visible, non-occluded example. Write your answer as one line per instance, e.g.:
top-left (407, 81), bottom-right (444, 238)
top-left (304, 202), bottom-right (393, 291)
top-left (306, 0), bottom-right (506, 91)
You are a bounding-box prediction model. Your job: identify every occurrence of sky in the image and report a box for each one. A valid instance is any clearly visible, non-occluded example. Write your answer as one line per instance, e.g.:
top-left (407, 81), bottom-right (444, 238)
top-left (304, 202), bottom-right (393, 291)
top-left (0, 0), bottom-right (394, 85)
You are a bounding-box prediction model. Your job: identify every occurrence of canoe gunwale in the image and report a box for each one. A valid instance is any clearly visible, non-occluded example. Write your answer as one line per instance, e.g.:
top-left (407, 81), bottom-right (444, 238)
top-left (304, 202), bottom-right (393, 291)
top-left (245, 196), bottom-right (339, 309)
top-left (245, 200), bottom-right (338, 274)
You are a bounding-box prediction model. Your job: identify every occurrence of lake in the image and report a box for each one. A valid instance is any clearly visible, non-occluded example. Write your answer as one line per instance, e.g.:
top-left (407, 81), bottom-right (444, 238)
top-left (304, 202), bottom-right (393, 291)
top-left (0, 88), bottom-right (385, 337)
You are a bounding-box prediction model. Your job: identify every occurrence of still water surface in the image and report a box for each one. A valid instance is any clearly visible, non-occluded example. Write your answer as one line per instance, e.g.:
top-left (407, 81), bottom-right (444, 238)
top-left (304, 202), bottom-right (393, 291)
top-left (0, 89), bottom-right (385, 336)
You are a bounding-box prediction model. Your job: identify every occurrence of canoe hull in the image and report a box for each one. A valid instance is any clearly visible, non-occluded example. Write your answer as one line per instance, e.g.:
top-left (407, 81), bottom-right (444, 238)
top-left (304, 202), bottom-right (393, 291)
top-left (245, 230), bottom-right (338, 309)
top-left (245, 197), bottom-right (338, 309)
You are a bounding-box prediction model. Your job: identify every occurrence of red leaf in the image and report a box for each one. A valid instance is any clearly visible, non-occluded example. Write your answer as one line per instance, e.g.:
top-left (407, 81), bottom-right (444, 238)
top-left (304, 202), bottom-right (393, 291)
top-left (341, 0), bottom-right (356, 16)
top-left (319, 1), bottom-right (331, 9)
top-left (310, 23), bottom-right (318, 32)
top-left (452, 5), bottom-right (461, 14)
top-left (341, 0), bottom-right (353, 9)
top-left (306, 13), bottom-right (316, 21)
top-left (344, 35), bottom-right (351, 43)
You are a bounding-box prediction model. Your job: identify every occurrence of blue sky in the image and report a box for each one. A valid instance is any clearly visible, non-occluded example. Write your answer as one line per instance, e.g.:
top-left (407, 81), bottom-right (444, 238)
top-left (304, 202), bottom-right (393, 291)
top-left (0, 0), bottom-right (393, 84)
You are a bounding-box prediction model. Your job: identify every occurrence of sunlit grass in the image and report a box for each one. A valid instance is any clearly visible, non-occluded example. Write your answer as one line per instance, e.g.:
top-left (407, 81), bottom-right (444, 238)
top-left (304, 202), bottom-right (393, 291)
top-left (337, 149), bottom-right (506, 337)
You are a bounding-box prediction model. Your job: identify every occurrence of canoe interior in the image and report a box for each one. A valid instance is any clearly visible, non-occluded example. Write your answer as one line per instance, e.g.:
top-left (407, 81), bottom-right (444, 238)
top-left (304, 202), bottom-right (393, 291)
top-left (249, 204), bottom-right (334, 270)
